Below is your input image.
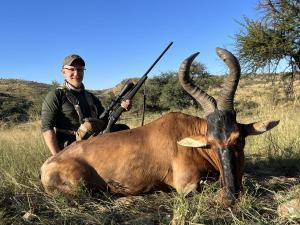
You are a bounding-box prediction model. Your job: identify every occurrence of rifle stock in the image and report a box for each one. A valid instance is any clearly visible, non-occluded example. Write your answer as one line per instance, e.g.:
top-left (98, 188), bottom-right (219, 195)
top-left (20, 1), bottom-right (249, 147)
top-left (102, 42), bottom-right (173, 133)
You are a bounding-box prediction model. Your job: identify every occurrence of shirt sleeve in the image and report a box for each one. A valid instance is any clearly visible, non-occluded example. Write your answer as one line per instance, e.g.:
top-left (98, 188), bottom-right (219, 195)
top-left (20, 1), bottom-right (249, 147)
top-left (41, 90), bottom-right (61, 132)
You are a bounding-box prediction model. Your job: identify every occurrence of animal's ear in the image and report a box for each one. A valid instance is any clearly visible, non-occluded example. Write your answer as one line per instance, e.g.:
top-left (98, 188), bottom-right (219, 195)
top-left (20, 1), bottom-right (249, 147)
top-left (243, 120), bottom-right (280, 136)
top-left (177, 135), bottom-right (208, 148)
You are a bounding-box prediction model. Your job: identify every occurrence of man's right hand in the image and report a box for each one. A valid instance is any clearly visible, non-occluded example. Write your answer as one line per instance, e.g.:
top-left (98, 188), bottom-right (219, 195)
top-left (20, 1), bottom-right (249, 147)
top-left (120, 99), bottom-right (132, 111)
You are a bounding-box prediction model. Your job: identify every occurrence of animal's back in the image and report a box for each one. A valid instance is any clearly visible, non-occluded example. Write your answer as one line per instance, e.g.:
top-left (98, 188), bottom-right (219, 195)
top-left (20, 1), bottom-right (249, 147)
top-left (41, 112), bottom-right (206, 195)
top-left (79, 112), bottom-right (204, 191)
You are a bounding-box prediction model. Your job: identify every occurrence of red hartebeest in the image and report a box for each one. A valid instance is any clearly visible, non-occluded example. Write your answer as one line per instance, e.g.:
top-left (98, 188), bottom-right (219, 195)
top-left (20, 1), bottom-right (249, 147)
top-left (41, 48), bottom-right (279, 206)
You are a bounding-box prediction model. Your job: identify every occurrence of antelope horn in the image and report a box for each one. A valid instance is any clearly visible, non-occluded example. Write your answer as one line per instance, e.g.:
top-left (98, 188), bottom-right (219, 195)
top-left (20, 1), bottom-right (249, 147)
top-left (216, 48), bottom-right (241, 111)
top-left (178, 52), bottom-right (217, 116)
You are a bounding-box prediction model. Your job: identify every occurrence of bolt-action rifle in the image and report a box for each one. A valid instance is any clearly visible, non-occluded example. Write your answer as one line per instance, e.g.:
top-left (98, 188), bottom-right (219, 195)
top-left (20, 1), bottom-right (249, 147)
top-left (101, 41), bottom-right (173, 133)
top-left (99, 80), bottom-right (134, 120)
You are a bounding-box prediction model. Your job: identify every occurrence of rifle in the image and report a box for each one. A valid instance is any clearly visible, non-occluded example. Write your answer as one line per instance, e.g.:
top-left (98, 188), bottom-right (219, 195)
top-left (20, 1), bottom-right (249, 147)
top-left (99, 80), bottom-right (134, 120)
top-left (102, 41), bottom-right (173, 133)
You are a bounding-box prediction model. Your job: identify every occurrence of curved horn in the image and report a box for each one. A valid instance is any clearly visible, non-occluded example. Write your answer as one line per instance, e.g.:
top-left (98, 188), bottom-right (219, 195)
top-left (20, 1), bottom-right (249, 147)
top-left (216, 48), bottom-right (241, 111)
top-left (178, 52), bottom-right (217, 116)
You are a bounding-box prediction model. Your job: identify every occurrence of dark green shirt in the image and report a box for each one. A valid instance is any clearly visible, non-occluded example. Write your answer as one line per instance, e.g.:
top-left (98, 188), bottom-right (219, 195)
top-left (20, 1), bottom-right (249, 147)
top-left (41, 88), bottom-right (106, 148)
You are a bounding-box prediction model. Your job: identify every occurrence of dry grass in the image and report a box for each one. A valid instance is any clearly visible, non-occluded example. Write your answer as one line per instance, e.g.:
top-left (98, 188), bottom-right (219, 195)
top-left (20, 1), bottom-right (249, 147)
top-left (0, 75), bottom-right (300, 224)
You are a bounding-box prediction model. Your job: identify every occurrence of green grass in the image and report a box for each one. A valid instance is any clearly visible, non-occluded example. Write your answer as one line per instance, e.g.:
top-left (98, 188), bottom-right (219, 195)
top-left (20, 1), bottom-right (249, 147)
top-left (0, 112), bottom-right (299, 224)
top-left (0, 76), bottom-right (300, 224)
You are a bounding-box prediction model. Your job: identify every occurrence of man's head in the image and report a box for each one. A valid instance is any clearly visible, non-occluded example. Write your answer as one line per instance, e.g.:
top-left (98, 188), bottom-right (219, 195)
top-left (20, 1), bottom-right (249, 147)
top-left (61, 54), bottom-right (85, 88)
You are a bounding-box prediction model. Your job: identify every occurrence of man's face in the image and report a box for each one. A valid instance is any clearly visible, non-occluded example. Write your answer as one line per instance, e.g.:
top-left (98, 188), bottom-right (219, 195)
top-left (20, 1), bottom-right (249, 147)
top-left (62, 64), bottom-right (85, 87)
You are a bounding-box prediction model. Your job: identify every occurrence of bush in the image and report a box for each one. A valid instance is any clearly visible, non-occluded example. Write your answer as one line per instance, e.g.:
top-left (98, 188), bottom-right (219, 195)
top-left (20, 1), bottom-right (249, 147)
top-left (0, 94), bottom-right (32, 124)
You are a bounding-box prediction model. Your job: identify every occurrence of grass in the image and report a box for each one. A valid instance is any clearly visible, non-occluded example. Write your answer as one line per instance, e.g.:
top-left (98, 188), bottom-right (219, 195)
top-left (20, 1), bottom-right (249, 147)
top-left (0, 75), bottom-right (300, 224)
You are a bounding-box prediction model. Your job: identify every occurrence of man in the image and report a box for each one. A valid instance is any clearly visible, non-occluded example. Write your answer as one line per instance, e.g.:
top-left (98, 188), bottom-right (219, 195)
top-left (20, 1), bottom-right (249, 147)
top-left (41, 54), bottom-right (131, 155)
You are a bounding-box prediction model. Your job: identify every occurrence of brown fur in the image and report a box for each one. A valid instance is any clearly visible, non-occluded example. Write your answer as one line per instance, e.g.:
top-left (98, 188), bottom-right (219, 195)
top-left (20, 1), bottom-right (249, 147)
top-left (41, 110), bottom-right (277, 208)
top-left (41, 112), bottom-right (222, 195)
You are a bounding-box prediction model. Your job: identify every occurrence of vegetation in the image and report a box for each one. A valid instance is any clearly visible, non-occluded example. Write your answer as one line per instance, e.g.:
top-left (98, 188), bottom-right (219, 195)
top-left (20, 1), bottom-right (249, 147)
top-left (96, 61), bottom-right (222, 117)
top-left (234, 0), bottom-right (300, 98)
top-left (0, 61), bottom-right (216, 126)
top-left (235, 0), bottom-right (300, 72)
top-left (0, 79), bottom-right (51, 126)
top-left (0, 93), bottom-right (32, 123)
top-left (0, 74), bottom-right (299, 224)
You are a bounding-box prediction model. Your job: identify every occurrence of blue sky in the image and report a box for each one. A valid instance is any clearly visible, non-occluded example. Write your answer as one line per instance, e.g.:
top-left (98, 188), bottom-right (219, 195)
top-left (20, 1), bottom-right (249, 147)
top-left (0, 0), bottom-right (260, 90)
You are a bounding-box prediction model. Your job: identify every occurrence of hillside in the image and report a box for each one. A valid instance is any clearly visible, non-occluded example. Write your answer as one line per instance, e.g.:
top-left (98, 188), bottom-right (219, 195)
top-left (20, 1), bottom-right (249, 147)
top-left (0, 79), bottom-right (50, 123)
top-left (0, 74), bottom-right (299, 125)
top-left (0, 79), bottom-right (50, 102)
top-left (0, 78), bottom-right (137, 124)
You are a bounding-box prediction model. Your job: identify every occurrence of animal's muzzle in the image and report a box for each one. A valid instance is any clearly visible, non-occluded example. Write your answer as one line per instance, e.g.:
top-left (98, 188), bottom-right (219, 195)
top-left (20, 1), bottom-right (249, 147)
top-left (218, 148), bottom-right (240, 206)
top-left (222, 187), bottom-right (238, 207)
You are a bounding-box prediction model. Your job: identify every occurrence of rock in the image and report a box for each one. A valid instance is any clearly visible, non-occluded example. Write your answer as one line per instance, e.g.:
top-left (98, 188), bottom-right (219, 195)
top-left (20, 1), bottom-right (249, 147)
top-left (277, 198), bottom-right (300, 219)
top-left (114, 196), bottom-right (144, 206)
top-left (22, 210), bottom-right (36, 221)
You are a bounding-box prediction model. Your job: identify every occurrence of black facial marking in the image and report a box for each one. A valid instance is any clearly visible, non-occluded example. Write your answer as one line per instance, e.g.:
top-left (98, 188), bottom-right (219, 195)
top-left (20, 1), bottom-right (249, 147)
top-left (207, 110), bottom-right (236, 140)
top-left (217, 148), bottom-right (239, 197)
top-left (207, 109), bottom-right (241, 203)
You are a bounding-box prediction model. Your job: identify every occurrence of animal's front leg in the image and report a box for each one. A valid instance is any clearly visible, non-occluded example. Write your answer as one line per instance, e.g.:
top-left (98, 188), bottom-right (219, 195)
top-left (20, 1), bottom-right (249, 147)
top-left (171, 159), bottom-right (199, 195)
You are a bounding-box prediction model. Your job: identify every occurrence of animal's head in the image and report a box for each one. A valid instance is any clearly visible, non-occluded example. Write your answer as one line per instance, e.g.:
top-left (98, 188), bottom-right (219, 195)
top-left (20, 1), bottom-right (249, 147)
top-left (177, 48), bottom-right (279, 207)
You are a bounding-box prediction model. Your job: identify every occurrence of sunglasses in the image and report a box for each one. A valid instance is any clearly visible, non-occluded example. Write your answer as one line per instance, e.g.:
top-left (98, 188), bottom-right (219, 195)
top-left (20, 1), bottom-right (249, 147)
top-left (63, 67), bottom-right (86, 72)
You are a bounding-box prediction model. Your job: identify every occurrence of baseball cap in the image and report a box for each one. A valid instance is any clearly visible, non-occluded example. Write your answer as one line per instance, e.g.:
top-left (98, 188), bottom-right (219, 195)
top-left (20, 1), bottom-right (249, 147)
top-left (62, 54), bottom-right (85, 67)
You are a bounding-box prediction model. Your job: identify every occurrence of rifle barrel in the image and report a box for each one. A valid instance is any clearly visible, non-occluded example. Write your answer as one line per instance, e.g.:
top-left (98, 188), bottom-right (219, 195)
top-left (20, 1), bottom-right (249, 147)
top-left (102, 41), bottom-right (173, 133)
top-left (142, 42), bottom-right (173, 77)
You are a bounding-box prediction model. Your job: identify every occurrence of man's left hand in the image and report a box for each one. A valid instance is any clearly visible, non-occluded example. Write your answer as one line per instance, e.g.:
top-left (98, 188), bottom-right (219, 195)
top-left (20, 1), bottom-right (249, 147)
top-left (121, 99), bottom-right (132, 111)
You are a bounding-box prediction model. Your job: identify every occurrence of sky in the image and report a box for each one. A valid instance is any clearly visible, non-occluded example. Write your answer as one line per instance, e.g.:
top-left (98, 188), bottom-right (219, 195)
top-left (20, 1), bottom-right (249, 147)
top-left (0, 0), bottom-right (260, 90)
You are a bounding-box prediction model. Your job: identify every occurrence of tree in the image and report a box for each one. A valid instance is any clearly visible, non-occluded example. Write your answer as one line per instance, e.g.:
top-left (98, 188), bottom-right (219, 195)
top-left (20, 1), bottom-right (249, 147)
top-left (159, 62), bottom-right (211, 110)
top-left (235, 0), bottom-right (300, 72)
top-left (145, 72), bottom-right (173, 111)
top-left (160, 74), bottom-right (193, 110)
top-left (49, 80), bottom-right (61, 91)
top-left (235, 0), bottom-right (300, 99)
top-left (98, 61), bottom-right (211, 114)
top-left (190, 61), bottom-right (210, 77)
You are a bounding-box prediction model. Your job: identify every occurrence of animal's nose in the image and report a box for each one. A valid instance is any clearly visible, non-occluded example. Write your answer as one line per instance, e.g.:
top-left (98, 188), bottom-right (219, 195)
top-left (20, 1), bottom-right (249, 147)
top-left (223, 197), bottom-right (236, 208)
top-left (221, 189), bottom-right (237, 207)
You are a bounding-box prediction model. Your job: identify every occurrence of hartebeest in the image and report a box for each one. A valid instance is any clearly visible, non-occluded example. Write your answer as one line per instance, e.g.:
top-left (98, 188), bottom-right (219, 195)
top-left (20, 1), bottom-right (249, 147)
top-left (41, 48), bottom-right (279, 206)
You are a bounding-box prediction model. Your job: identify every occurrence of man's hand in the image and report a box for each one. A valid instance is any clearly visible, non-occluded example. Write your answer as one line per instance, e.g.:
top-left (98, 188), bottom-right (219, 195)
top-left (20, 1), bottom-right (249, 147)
top-left (42, 130), bottom-right (61, 155)
top-left (120, 99), bottom-right (132, 111)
